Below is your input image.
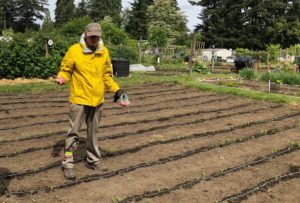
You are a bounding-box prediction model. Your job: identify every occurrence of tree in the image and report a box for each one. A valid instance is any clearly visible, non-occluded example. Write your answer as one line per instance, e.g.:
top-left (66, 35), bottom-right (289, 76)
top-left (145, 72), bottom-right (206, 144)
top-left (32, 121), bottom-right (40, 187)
top-left (14, 0), bottom-right (48, 32)
top-left (190, 0), bottom-right (300, 49)
top-left (170, 0), bottom-right (179, 10)
top-left (55, 0), bottom-right (75, 25)
top-left (190, 0), bottom-right (248, 49)
top-left (42, 9), bottom-right (54, 32)
top-left (147, 0), bottom-right (188, 44)
top-left (262, 0), bottom-right (300, 48)
top-left (89, 0), bottom-right (121, 24)
top-left (125, 0), bottom-right (154, 40)
top-left (0, 0), bottom-right (16, 31)
top-left (58, 16), bottom-right (92, 36)
top-left (101, 16), bottom-right (129, 45)
top-left (75, 0), bottom-right (89, 18)
top-left (120, 8), bottom-right (131, 29)
top-left (148, 26), bottom-right (168, 47)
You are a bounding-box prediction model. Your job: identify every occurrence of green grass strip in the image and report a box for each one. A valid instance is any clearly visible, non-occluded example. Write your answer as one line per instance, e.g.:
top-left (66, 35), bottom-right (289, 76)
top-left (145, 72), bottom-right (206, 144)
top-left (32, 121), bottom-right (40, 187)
top-left (1, 72), bottom-right (300, 106)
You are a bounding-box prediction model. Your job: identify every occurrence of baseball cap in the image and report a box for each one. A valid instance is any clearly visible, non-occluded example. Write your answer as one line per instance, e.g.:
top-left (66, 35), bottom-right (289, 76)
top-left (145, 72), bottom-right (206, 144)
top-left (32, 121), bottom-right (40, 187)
top-left (85, 23), bottom-right (102, 37)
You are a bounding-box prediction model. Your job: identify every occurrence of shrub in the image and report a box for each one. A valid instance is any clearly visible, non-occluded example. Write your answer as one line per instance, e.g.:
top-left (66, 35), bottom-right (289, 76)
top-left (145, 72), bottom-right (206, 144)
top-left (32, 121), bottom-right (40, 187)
top-left (240, 68), bottom-right (256, 80)
top-left (58, 16), bottom-right (93, 36)
top-left (101, 16), bottom-right (129, 45)
top-left (235, 48), bottom-right (268, 63)
top-left (148, 26), bottom-right (168, 48)
top-left (193, 63), bottom-right (210, 74)
top-left (0, 32), bottom-right (78, 79)
top-left (108, 45), bottom-right (138, 63)
top-left (259, 72), bottom-right (300, 85)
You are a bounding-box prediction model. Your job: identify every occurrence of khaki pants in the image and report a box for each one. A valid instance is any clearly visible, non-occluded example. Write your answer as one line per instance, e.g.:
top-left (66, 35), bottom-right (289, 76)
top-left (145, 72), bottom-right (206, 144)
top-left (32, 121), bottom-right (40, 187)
top-left (62, 103), bottom-right (103, 169)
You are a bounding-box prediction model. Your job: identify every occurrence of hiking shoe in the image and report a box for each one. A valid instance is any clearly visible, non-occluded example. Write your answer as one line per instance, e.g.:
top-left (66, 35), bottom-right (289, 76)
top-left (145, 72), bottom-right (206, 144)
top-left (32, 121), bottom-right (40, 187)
top-left (62, 167), bottom-right (76, 180)
top-left (85, 161), bottom-right (108, 172)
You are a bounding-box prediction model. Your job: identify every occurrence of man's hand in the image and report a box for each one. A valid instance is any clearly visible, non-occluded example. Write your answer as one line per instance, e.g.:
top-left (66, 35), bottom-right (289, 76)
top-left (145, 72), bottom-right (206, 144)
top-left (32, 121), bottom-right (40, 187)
top-left (55, 76), bottom-right (66, 85)
top-left (114, 89), bottom-right (130, 107)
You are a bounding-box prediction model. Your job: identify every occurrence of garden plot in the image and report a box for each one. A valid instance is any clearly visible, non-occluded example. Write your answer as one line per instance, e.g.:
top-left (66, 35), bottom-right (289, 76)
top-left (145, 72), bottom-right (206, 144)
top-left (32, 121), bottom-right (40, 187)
top-left (0, 83), bottom-right (299, 202)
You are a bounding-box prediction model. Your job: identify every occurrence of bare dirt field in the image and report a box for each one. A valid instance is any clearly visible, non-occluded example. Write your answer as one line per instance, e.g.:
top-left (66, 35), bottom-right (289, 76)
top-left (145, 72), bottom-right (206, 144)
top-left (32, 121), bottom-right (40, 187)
top-left (0, 82), bottom-right (299, 203)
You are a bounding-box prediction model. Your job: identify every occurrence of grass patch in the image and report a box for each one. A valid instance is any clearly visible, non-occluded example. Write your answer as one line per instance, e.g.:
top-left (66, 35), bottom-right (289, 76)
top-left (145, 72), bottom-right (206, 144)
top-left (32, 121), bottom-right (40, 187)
top-left (116, 73), bottom-right (300, 105)
top-left (1, 72), bottom-right (300, 106)
top-left (0, 82), bottom-right (69, 94)
top-left (260, 72), bottom-right (300, 85)
top-left (170, 78), bottom-right (300, 106)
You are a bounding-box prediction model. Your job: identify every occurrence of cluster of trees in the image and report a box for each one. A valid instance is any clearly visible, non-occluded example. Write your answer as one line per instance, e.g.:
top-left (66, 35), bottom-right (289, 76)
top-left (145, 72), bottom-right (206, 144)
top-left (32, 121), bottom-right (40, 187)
top-left (55, 0), bottom-right (188, 46)
top-left (3, 0), bottom-right (299, 51)
top-left (0, 0), bottom-right (189, 47)
top-left (0, 0), bottom-right (48, 32)
top-left (0, 0), bottom-right (123, 32)
top-left (190, 0), bottom-right (300, 49)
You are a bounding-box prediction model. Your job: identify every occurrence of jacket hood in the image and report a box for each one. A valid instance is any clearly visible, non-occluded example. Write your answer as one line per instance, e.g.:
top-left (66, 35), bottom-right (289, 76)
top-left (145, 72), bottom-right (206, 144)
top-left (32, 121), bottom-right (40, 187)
top-left (80, 33), bottom-right (105, 54)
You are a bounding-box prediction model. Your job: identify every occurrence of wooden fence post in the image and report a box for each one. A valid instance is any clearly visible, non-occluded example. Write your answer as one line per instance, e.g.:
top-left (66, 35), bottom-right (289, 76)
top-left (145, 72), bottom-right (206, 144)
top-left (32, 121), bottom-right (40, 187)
top-left (188, 34), bottom-right (196, 77)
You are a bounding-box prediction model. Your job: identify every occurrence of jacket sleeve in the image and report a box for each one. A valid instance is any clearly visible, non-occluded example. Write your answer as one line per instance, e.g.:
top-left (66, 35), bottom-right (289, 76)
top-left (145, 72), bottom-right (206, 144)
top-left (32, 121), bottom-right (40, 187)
top-left (57, 47), bottom-right (75, 82)
top-left (103, 49), bottom-right (120, 93)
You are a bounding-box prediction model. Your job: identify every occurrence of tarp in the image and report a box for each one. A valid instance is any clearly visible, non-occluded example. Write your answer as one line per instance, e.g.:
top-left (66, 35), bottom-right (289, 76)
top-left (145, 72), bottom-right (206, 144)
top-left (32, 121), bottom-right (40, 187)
top-left (130, 64), bottom-right (156, 72)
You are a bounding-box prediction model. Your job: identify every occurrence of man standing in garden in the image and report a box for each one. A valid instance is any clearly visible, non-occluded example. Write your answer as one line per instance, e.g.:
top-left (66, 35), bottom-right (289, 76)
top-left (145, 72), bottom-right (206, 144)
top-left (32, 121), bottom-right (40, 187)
top-left (55, 23), bottom-right (129, 180)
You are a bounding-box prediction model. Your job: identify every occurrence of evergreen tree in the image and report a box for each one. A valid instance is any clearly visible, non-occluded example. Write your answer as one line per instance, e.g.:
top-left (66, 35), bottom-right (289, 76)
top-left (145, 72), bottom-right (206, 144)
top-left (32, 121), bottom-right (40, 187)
top-left (89, 0), bottom-right (121, 24)
top-left (55, 0), bottom-right (75, 25)
top-left (14, 0), bottom-right (48, 32)
top-left (190, 0), bottom-right (300, 49)
top-left (125, 0), bottom-right (154, 40)
top-left (75, 0), bottom-right (89, 18)
top-left (170, 0), bottom-right (179, 10)
top-left (42, 9), bottom-right (54, 32)
top-left (0, 0), bottom-right (16, 31)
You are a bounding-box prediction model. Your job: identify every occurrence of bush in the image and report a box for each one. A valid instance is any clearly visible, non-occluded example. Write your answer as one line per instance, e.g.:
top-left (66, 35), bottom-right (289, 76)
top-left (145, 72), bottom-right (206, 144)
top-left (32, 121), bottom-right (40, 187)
top-left (0, 17), bottom-right (141, 79)
top-left (240, 68), bottom-right (256, 80)
top-left (235, 48), bottom-right (268, 63)
top-left (193, 63), bottom-right (210, 74)
top-left (259, 72), bottom-right (300, 85)
top-left (0, 31), bottom-right (78, 79)
top-left (58, 16), bottom-right (92, 36)
top-left (266, 44), bottom-right (281, 62)
top-left (108, 45), bottom-right (138, 63)
top-left (148, 26), bottom-right (168, 48)
top-left (101, 16), bottom-right (129, 45)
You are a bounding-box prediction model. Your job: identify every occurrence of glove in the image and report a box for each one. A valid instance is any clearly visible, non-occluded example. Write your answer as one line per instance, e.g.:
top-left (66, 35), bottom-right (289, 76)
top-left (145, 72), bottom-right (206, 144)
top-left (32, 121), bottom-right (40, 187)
top-left (114, 89), bottom-right (130, 107)
top-left (55, 76), bottom-right (66, 85)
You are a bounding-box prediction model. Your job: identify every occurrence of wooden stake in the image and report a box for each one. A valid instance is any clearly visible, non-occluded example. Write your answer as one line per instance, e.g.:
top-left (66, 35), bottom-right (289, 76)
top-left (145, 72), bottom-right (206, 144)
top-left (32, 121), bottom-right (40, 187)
top-left (45, 40), bottom-right (49, 58)
top-left (188, 34), bottom-right (196, 77)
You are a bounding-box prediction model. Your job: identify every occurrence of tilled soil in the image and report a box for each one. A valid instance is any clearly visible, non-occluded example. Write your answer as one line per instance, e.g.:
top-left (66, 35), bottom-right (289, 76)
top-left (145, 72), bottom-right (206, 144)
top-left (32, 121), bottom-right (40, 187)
top-left (0, 83), bottom-right (299, 203)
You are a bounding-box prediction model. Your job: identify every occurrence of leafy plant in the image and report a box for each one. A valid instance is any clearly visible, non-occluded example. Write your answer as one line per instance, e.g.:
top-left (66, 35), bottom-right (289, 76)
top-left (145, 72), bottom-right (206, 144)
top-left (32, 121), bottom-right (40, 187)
top-left (148, 26), bottom-right (169, 48)
top-left (266, 44), bottom-right (281, 62)
top-left (108, 45), bottom-right (138, 62)
top-left (239, 68), bottom-right (256, 80)
top-left (101, 16), bottom-right (129, 45)
top-left (193, 63), bottom-right (210, 74)
top-left (0, 31), bottom-right (78, 79)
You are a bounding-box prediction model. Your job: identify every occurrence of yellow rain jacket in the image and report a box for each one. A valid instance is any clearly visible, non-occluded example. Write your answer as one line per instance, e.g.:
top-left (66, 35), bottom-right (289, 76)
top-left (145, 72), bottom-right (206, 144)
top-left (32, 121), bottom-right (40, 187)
top-left (57, 37), bottom-right (120, 107)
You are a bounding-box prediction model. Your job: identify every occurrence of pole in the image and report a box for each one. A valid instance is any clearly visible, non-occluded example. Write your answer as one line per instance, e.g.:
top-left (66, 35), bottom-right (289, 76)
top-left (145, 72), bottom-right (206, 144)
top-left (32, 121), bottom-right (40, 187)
top-left (257, 50), bottom-right (261, 72)
top-left (138, 42), bottom-right (142, 64)
top-left (45, 40), bottom-right (49, 58)
top-left (212, 45), bottom-right (215, 71)
top-left (268, 69), bottom-right (271, 92)
top-left (188, 34), bottom-right (196, 77)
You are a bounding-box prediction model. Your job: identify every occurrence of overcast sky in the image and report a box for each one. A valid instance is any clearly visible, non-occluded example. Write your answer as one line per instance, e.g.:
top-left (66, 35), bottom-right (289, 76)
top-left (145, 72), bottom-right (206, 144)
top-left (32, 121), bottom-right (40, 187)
top-left (47, 0), bottom-right (201, 31)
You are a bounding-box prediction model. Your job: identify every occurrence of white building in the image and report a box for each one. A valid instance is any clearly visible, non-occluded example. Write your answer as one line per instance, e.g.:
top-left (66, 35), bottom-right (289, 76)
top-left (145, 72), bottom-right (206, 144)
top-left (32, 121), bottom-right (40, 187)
top-left (202, 48), bottom-right (234, 61)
